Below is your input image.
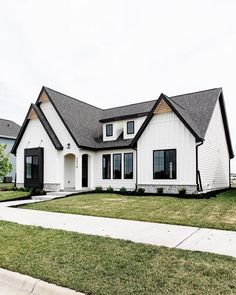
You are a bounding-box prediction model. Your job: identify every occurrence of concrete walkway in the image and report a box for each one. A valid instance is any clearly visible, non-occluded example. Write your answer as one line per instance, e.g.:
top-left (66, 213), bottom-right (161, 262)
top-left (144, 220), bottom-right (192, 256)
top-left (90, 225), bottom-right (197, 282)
top-left (0, 200), bottom-right (236, 258)
top-left (0, 268), bottom-right (84, 295)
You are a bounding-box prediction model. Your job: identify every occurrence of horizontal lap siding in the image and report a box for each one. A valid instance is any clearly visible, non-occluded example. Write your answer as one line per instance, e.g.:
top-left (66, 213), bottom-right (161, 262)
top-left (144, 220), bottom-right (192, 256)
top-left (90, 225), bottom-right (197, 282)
top-left (198, 100), bottom-right (229, 192)
top-left (137, 112), bottom-right (196, 186)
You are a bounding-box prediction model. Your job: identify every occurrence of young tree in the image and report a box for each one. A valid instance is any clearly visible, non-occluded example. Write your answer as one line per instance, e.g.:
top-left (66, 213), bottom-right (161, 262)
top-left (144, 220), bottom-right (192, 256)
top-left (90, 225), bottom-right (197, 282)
top-left (0, 144), bottom-right (12, 181)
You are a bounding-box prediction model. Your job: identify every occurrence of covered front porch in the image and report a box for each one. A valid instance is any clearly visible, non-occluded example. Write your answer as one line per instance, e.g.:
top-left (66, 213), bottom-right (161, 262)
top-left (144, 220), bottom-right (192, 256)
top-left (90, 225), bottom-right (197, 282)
top-left (62, 151), bottom-right (94, 192)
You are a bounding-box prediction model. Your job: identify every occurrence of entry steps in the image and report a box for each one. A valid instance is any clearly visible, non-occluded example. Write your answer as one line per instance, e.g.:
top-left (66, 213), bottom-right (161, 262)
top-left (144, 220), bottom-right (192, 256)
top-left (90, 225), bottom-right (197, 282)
top-left (31, 189), bottom-right (90, 201)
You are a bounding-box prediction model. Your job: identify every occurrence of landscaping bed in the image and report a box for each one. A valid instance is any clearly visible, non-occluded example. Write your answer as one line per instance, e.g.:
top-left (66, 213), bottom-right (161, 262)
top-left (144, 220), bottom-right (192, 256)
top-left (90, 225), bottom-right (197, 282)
top-left (0, 220), bottom-right (235, 295)
top-left (23, 189), bottom-right (236, 231)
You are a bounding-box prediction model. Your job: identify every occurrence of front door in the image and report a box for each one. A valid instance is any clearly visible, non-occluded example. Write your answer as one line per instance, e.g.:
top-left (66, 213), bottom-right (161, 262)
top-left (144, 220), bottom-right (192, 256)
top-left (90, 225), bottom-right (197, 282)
top-left (24, 148), bottom-right (44, 189)
top-left (82, 154), bottom-right (88, 187)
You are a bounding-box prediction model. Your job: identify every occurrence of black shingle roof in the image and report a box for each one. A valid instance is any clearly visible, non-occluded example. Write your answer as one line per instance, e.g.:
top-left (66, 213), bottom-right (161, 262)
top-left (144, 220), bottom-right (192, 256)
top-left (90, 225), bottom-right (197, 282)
top-left (43, 87), bottom-right (232, 153)
top-left (0, 118), bottom-right (20, 139)
top-left (166, 88), bottom-right (222, 139)
top-left (12, 86), bottom-right (234, 158)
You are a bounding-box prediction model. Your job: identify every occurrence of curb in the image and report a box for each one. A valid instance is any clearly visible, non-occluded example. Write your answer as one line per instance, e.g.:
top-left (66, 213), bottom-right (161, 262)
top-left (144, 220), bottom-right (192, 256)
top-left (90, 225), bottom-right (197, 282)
top-left (0, 268), bottom-right (84, 295)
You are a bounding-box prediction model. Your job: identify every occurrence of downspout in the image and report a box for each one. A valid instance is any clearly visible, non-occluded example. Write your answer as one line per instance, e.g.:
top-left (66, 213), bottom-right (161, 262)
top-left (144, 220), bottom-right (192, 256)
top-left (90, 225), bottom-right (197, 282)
top-left (196, 140), bottom-right (203, 192)
top-left (229, 158), bottom-right (231, 189)
top-left (132, 146), bottom-right (138, 191)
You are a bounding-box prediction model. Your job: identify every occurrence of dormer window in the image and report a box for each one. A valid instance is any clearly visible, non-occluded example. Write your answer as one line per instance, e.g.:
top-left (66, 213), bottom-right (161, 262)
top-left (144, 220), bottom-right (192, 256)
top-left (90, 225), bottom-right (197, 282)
top-left (127, 121), bottom-right (134, 134)
top-left (106, 124), bottom-right (113, 137)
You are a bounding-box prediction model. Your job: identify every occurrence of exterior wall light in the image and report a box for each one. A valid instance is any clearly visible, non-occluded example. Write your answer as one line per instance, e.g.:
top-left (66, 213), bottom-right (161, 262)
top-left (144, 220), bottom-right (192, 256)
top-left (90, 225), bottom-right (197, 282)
top-left (67, 143), bottom-right (71, 149)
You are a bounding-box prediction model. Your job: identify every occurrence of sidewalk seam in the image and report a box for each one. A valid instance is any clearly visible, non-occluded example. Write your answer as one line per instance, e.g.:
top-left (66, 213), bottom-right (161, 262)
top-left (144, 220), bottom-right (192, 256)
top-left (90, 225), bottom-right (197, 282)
top-left (174, 228), bottom-right (200, 248)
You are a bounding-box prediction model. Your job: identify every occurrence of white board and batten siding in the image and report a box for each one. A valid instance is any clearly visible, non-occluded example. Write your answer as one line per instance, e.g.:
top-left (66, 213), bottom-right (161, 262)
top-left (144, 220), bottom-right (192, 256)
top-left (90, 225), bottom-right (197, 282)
top-left (137, 111), bottom-right (196, 188)
top-left (16, 116), bottom-right (61, 186)
top-left (94, 148), bottom-right (136, 190)
top-left (198, 99), bottom-right (230, 192)
top-left (103, 117), bottom-right (146, 141)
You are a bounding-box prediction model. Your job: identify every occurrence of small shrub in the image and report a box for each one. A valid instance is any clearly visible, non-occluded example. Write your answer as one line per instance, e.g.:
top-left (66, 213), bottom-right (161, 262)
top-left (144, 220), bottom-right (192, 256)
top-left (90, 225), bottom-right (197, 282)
top-left (120, 187), bottom-right (127, 193)
top-left (107, 186), bottom-right (113, 193)
top-left (137, 187), bottom-right (145, 195)
top-left (179, 187), bottom-right (187, 197)
top-left (30, 188), bottom-right (46, 196)
top-left (95, 186), bottom-right (103, 193)
top-left (157, 187), bottom-right (164, 195)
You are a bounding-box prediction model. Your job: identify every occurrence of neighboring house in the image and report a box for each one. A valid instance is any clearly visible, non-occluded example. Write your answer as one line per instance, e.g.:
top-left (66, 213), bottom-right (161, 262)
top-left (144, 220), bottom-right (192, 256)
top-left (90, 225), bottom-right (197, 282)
top-left (11, 86), bottom-right (234, 194)
top-left (0, 118), bottom-right (20, 181)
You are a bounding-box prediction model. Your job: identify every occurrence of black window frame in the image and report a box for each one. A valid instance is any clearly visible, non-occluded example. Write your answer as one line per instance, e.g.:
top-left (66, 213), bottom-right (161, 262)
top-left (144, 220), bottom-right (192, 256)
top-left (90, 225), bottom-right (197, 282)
top-left (102, 154), bottom-right (111, 179)
top-left (113, 153), bottom-right (122, 179)
top-left (106, 124), bottom-right (113, 137)
top-left (24, 148), bottom-right (44, 189)
top-left (124, 153), bottom-right (133, 179)
top-left (153, 149), bottom-right (177, 180)
top-left (127, 121), bottom-right (134, 134)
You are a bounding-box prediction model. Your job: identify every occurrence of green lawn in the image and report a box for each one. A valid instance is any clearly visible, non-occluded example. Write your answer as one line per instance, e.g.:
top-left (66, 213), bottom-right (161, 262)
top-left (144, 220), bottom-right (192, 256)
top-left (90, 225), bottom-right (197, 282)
top-left (0, 221), bottom-right (235, 295)
top-left (0, 182), bottom-right (14, 191)
top-left (0, 190), bottom-right (30, 202)
top-left (24, 189), bottom-right (236, 231)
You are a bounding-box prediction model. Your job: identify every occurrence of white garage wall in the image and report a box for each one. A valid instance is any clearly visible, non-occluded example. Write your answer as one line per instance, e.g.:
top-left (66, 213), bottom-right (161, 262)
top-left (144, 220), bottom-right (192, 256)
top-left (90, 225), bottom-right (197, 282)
top-left (198, 99), bottom-right (230, 192)
top-left (137, 111), bottom-right (196, 186)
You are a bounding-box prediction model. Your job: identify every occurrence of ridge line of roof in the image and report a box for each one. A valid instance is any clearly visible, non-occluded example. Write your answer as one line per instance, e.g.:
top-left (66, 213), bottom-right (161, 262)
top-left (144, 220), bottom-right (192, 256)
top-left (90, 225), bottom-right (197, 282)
top-left (170, 87), bottom-right (222, 99)
top-left (43, 86), bottom-right (103, 111)
top-left (103, 98), bottom-right (157, 111)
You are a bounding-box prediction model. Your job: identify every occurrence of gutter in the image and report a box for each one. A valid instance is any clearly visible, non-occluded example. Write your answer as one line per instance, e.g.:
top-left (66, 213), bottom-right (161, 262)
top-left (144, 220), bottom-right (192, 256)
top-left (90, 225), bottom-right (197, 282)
top-left (196, 140), bottom-right (204, 192)
top-left (132, 146), bottom-right (138, 191)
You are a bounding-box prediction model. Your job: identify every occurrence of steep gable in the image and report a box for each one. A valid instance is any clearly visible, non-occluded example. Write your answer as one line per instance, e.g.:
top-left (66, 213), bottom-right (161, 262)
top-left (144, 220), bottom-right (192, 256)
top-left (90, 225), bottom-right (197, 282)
top-left (11, 104), bottom-right (63, 154)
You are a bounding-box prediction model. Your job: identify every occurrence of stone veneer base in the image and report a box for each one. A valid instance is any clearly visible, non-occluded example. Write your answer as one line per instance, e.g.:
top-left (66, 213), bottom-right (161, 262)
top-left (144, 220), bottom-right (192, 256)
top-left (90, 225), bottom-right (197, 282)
top-left (137, 184), bottom-right (198, 195)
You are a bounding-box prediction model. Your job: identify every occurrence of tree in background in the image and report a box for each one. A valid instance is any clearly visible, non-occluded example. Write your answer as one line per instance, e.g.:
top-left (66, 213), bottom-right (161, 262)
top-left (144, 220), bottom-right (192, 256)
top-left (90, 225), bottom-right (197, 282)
top-left (0, 144), bottom-right (12, 181)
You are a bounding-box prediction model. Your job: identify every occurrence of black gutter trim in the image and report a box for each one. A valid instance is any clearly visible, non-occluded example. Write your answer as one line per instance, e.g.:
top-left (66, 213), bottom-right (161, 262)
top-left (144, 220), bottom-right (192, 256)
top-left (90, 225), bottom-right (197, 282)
top-left (79, 144), bottom-right (132, 151)
top-left (11, 104), bottom-right (33, 155)
top-left (196, 140), bottom-right (204, 192)
top-left (218, 92), bottom-right (234, 159)
top-left (40, 87), bottom-right (81, 149)
top-left (100, 112), bottom-right (149, 123)
top-left (11, 104), bottom-right (63, 155)
top-left (130, 93), bottom-right (203, 148)
top-left (33, 104), bottom-right (63, 150)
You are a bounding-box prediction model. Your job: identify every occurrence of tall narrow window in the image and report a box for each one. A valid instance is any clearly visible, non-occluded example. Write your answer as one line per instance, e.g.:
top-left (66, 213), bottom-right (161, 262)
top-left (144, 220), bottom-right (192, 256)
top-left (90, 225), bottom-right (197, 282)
top-left (124, 153), bottom-right (133, 179)
top-left (127, 121), bottom-right (134, 134)
top-left (113, 154), bottom-right (122, 179)
top-left (25, 155), bottom-right (39, 179)
top-left (26, 157), bottom-right (32, 179)
top-left (153, 149), bottom-right (176, 179)
top-left (106, 124), bottom-right (113, 137)
top-left (102, 154), bottom-right (111, 179)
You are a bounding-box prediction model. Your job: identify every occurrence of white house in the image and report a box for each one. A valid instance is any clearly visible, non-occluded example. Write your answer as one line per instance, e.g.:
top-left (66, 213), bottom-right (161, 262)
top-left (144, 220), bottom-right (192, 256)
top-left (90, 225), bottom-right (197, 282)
top-left (12, 86), bottom-right (234, 194)
top-left (0, 118), bottom-right (20, 181)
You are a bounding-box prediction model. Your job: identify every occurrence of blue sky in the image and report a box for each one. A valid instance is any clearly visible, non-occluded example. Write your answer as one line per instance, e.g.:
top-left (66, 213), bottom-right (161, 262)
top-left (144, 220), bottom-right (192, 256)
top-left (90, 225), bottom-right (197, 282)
top-left (0, 0), bottom-right (235, 171)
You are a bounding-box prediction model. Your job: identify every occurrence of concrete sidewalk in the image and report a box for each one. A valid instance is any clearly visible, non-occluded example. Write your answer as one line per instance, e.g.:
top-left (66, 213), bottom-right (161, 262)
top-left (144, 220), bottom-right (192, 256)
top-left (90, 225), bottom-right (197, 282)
top-left (0, 268), bottom-right (83, 295)
top-left (0, 204), bottom-right (236, 258)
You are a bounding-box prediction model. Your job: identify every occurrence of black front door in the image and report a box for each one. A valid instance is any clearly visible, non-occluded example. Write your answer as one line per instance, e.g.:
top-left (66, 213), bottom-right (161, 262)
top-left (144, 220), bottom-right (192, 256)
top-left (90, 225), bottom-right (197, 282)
top-left (82, 154), bottom-right (88, 187)
top-left (24, 148), bottom-right (44, 189)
